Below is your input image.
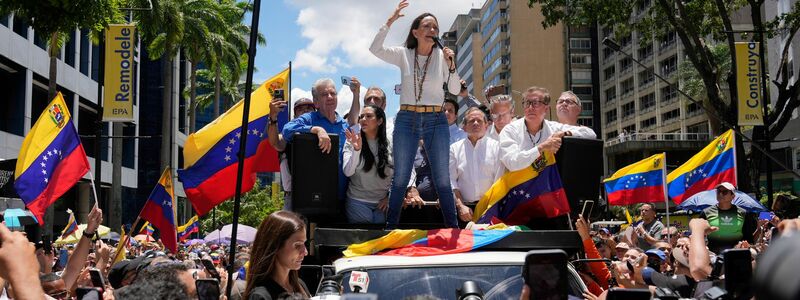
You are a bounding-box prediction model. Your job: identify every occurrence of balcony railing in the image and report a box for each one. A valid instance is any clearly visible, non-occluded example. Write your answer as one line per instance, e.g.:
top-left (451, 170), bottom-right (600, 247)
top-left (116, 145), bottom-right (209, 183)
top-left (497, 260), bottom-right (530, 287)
top-left (605, 132), bottom-right (712, 146)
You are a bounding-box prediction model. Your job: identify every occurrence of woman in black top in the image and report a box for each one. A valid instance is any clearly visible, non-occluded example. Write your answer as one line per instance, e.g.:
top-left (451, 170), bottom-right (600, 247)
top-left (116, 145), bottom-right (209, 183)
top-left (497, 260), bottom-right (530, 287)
top-left (244, 211), bottom-right (310, 299)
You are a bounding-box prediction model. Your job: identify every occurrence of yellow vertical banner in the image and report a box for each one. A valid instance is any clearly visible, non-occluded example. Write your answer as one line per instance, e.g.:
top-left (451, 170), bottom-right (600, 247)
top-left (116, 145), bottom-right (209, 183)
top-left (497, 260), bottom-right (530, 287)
top-left (735, 42), bottom-right (764, 126)
top-left (103, 24), bottom-right (136, 122)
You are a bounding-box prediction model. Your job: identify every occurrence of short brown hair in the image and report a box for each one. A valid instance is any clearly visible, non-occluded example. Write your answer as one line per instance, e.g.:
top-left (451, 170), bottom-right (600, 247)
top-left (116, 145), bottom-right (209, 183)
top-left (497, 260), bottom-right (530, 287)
top-left (522, 86), bottom-right (551, 104)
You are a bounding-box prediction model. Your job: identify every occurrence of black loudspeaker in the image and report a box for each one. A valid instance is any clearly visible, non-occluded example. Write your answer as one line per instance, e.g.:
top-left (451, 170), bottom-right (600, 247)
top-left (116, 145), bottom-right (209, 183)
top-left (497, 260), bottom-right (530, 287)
top-left (290, 133), bottom-right (340, 220)
top-left (555, 137), bottom-right (604, 212)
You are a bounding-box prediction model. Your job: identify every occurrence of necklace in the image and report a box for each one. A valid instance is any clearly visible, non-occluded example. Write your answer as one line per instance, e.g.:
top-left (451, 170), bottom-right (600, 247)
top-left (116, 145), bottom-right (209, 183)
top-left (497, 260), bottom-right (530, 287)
top-left (524, 119), bottom-right (543, 146)
top-left (413, 51), bottom-right (431, 104)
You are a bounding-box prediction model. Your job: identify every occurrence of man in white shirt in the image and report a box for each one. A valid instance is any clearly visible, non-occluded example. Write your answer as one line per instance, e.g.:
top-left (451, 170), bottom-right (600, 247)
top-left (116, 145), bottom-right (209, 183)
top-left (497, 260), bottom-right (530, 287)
top-left (484, 94), bottom-right (514, 141)
top-left (449, 107), bottom-right (504, 222)
top-left (444, 99), bottom-right (467, 145)
top-left (499, 86), bottom-right (597, 172)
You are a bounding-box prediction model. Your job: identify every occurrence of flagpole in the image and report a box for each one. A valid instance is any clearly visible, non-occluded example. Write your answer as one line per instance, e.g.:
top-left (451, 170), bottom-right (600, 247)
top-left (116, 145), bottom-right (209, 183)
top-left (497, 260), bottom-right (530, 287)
top-left (88, 171), bottom-right (100, 209)
top-left (662, 152), bottom-right (670, 242)
top-left (227, 0), bottom-right (262, 297)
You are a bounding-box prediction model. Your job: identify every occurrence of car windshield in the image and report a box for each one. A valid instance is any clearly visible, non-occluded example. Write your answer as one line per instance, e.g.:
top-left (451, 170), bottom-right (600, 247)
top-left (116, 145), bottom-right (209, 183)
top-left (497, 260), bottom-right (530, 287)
top-left (339, 264), bottom-right (583, 299)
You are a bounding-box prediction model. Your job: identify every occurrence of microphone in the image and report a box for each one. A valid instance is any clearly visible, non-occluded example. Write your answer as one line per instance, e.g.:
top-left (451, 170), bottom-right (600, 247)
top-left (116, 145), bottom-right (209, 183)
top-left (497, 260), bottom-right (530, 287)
top-left (348, 271), bottom-right (370, 293)
top-left (433, 36), bottom-right (444, 49)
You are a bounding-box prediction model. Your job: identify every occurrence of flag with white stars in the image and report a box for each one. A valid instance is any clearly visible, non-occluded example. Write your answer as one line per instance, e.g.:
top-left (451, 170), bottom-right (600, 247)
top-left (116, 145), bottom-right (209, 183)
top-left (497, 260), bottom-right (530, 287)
top-left (178, 68), bottom-right (288, 216)
top-left (14, 92), bottom-right (90, 224)
top-left (474, 152), bottom-right (571, 225)
top-left (603, 153), bottom-right (667, 206)
top-left (667, 130), bottom-right (737, 204)
top-left (140, 168), bottom-right (178, 253)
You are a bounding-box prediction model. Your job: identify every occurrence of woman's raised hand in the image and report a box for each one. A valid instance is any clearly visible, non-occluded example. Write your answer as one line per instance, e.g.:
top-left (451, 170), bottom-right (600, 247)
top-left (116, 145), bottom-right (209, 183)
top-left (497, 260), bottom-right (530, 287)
top-left (387, 0), bottom-right (409, 27)
top-left (345, 128), bottom-right (362, 151)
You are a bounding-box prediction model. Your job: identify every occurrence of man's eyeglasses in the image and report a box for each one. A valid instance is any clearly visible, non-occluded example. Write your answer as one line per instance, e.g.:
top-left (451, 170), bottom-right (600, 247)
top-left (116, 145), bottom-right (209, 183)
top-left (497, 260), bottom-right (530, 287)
top-left (522, 100), bottom-right (548, 108)
top-left (556, 98), bottom-right (578, 105)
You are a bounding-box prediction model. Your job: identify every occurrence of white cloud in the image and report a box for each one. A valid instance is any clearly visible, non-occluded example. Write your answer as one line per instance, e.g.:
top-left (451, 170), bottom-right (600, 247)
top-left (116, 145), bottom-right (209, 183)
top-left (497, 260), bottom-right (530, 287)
top-left (289, 0), bottom-right (481, 73)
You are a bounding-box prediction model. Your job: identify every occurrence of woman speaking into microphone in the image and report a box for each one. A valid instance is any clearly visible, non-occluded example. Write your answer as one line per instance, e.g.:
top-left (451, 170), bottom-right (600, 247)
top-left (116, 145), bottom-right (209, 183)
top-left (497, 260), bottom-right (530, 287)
top-left (370, 0), bottom-right (461, 228)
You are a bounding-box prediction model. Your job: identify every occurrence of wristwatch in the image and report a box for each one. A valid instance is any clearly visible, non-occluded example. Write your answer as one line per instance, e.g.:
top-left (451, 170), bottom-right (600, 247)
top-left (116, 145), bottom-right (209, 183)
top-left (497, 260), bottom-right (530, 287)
top-left (83, 230), bottom-right (96, 241)
top-left (268, 117), bottom-right (278, 125)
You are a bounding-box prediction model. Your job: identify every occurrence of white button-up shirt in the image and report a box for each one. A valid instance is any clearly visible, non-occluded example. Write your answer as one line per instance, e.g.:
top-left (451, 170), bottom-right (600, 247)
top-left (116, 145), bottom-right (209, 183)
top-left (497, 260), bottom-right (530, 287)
top-left (499, 118), bottom-right (597, 172)
top-left (484, 124), bottom-right (501, 141)
top-left (449, 136), bottom-right (505, 204)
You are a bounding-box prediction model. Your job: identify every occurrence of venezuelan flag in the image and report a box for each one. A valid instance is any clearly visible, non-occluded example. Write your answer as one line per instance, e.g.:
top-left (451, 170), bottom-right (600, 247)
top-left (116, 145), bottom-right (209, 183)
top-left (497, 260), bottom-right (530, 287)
top-left (177, 68), bottom-right (288, 216)
top-left (112, 225), bottom-right (128, 265)
top-left (604, 153), bottom-right (667, 206)
top-left (139, 221), bottom-right (154, 235)
top-left (343, 229), bottom-right (514, 257)
top-left (140, 169), bottom-right (177, 253)
top-left (60, 209), bottom-right (79, 239)
top-left (473, 152), bottom-right (570, 225)
top-left (14, 93), bottom-right (90, 224)
top-left (178, 215), bottom-right (200, 241)
top-left (667, 130), bottom-right (737, 204)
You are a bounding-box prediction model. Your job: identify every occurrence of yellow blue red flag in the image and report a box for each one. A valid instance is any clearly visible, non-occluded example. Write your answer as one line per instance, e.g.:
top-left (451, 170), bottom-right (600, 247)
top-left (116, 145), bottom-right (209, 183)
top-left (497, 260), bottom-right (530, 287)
top-left (473, 152), bottom-right (570, 225)
top-left (60, 209), bottom-right (79, 239)
top-left (177, 68), bottom-right (288, 216)
top-left (140, 168), bottom-right (177, 253)
top-left (178, 215), bottom-right (200, 241)
top-left (603, 153), bottom-right (667, 206)
top-left (667, 130), bottom-right (736, 204)
top-left (14, 92), bottom-right (90, 224)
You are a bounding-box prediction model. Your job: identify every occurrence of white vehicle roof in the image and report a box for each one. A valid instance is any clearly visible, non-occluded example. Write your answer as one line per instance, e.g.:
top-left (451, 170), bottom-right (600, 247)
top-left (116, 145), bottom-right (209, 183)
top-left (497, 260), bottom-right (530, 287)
top-left (334, 251), bottom-right (528, 274)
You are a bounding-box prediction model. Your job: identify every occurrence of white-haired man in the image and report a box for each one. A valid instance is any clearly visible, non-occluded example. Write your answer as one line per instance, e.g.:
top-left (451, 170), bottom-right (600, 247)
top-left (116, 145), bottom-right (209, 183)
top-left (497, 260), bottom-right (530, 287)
top-left (485, 94), bottom-right (514, 141)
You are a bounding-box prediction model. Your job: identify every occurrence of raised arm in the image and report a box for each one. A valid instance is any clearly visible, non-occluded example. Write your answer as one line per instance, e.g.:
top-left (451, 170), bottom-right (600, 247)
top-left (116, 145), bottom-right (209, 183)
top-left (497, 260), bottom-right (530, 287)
top-left (369, 0), bottom-right (408, 66)
top-left (63, 206), bottom-right (103, 290)
top-left (347, 77), bottom-right (361, 126)
top-left (268, 95), bottom-right (288, 151)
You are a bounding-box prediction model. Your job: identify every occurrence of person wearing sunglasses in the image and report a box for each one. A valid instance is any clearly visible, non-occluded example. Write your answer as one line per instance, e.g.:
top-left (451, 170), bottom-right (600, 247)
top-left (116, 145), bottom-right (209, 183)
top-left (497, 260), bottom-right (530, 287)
top-left (498, 86), bottom-right (596, 229)
top-left (699, 182), bottom-right (758, 254)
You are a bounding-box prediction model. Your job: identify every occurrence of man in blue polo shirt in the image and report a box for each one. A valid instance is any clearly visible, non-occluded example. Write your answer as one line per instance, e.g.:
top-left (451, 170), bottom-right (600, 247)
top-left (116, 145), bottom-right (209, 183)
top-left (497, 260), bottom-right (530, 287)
top-left (282, 78), bottom-right (350, 201)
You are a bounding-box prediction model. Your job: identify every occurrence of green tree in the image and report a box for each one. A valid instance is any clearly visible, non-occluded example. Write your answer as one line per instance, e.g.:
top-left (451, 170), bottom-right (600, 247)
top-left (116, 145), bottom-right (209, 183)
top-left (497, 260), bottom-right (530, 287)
top-left (529, 0), bottom-right (800, 195)
top-left (199, 180), bottom-right (283, 232)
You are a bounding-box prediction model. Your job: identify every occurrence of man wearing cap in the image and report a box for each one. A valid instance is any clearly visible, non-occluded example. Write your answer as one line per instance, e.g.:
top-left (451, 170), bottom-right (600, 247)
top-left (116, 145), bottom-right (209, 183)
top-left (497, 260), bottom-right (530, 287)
top-left (615, 242), bottom-right (630, 260)
top-left (699, 182), bottom-right (757, 253)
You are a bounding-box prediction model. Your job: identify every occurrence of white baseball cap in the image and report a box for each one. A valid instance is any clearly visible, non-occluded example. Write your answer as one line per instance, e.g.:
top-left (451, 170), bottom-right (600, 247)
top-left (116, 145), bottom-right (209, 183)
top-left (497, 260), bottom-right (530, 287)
top-left (715, 182), bottom-right (736, 192)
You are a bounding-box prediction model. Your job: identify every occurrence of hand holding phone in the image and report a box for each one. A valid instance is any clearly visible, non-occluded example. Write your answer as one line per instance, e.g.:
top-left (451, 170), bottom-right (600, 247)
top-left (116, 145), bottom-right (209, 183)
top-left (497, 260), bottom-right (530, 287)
top-left (196, 278), bottom-right (221, 300)
top-left (89, 268), bottom-right (106, 291)
top-left (523, 249), bottom-right (568, 300)
top-left (341, 76), bottom-right (352, 87)
top-left (581, 200), bottom-right (594, 222)
top-left (272, 89), bottom-right (285, 100)
top-left (201, 259), bottom-right (220, 280)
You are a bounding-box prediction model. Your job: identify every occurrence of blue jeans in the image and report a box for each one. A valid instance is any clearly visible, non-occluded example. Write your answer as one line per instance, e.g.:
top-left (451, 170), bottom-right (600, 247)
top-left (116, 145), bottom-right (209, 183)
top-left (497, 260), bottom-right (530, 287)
top-left (346, 198), bottom-right (386, 224)
top-left (387, 110), bottom-right (458, 228)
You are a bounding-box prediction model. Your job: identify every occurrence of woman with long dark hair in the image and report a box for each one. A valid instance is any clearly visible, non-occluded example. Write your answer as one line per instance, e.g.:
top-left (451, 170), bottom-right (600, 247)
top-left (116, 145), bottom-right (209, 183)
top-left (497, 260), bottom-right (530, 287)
top-left (369, 0), bottom-right (461, 228)
top-left (244, 211), bottom-right (310, 299)
top-left (343, 105), bottom-right (393, 224)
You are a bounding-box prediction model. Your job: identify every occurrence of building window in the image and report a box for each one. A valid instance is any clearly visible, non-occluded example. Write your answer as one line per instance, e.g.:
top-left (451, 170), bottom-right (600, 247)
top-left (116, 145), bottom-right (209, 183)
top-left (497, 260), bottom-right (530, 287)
top-left (795, 148), bottom-right (800, 170)
top-left (638, 45), bottom-right (653, 60)
top-left (606, 109), bottom-right (618, 124)
top-left (604, 66), bottom-right (616, 80)
top-left (661, 85), bottom-right (677, 103)
top-left (662, 108), bottom-right (680, 123)
top-left (570, 38), bottom-right (591, 49)
top-left (581, 101), bottom-right (593, 112)
top-left (660, 55), bottom-right (678, 76)
top-left (602, 26), bottom-right (613, 38)
top-left (65, 30), bottom-right (76, 67)
top-left (603, 47), bottom-right (615, 59)
top-left (623, 124), bottom-right (636, 134)
top-left (687, 101), bottom-right (702, 115)
top-left (122, 123), bottom-right (136, 168)
top-left (639, 70), bottom-right (654, 87)
top-left (571, 54), bottom-right (592, 64)
top-left (687, 122), bottom-right (709, 140)
top-left (573, 86), bottom-right (592, 95)
top-left (80, 29), bottom-right (90, 76)
top-left (659, 31), bottom-right (677, 50)
top-left (640, 117), bottom-right (657, 129)
top-left (622, 101), bottom-right (636, 119)
top-left (605, 86), bottom-right (617, 103)
top-left (578, 118), bottom-right (593, 127)
top-left (571, 70), bottom-right (592, 84)
top-left (640, 93), bottom-right (656, 111)
top-left (665, 129), bottom-right (680, 140)
top-left (12, 15), bottom-right (29, 38)
top-left (606, 130), bottom-right (618, 140)
top-left (621, 78), bottom-right (634, 95)
top-left (620, 57), bottom-right (633, 73)
top-left (620, 34), bottom-right (632, 48)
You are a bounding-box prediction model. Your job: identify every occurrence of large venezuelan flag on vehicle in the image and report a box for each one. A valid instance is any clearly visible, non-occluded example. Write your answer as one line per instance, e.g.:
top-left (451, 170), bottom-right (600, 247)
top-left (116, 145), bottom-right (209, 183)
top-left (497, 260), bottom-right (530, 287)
top-left (14, 92), bottom-right (90, 224)
top-left (667, 129), bottom-right (737, 204)
top-left (178, 68), bottom-right (288, 215)
top-left (343, 228), bottom-right (514, 257)
top-left (473, 152), bottom-right (570, 225)
top-left (140, 168), bottom-right (178, 253)
top-left (604, 153), bottom-right (667, 206)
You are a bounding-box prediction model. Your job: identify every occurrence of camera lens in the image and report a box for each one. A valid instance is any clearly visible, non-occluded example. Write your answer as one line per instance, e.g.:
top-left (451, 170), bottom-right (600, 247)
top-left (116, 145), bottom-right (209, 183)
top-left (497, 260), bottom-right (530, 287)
top-left (317, 279), bottom-right (341, 295)
top-left (456, 281), bottom-right (484, 300)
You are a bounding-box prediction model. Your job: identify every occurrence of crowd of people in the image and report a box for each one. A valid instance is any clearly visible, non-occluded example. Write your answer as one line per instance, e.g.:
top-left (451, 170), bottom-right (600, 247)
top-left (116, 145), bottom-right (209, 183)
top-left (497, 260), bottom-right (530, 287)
top-left (3, 2), bottom-right (799, 300)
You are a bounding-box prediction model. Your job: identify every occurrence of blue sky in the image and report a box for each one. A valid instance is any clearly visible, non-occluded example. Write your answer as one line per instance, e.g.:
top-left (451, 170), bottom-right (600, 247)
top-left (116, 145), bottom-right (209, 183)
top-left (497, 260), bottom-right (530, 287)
top-left (250, 0), bottom-right (484, 118)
